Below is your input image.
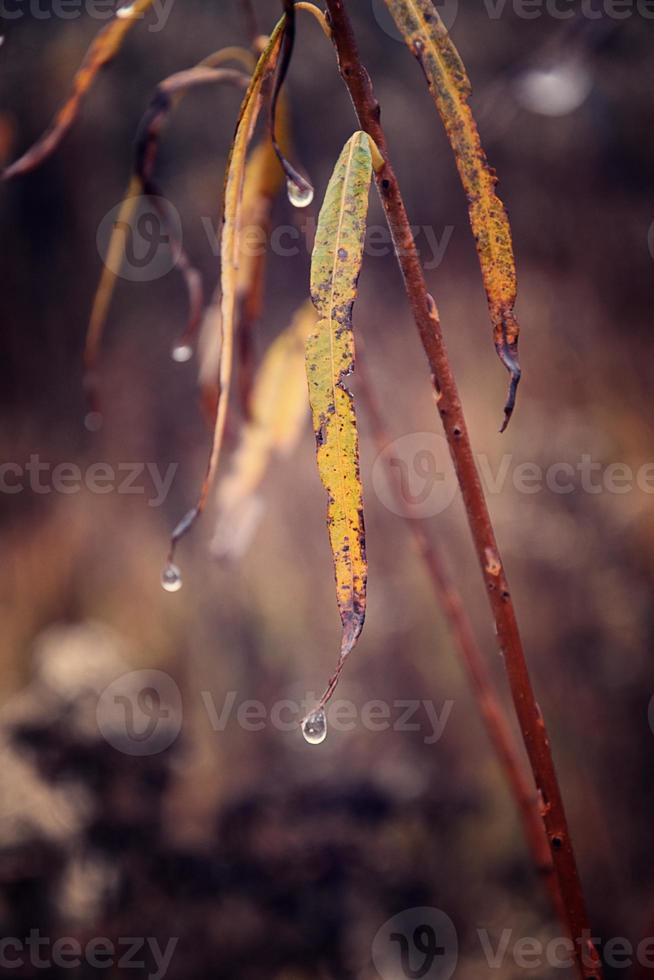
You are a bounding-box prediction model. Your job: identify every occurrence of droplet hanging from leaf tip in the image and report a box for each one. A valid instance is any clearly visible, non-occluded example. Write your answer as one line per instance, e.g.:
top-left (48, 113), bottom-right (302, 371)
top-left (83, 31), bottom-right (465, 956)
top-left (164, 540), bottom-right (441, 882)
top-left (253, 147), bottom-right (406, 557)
top-left (301, 708), bottom-right (327, 745)
top-left (287, 176), bottom-right (314, 209)
top-left (171, 342), bottom-right (193, 364)
top-left (161, 562), bottom-right (182, 593)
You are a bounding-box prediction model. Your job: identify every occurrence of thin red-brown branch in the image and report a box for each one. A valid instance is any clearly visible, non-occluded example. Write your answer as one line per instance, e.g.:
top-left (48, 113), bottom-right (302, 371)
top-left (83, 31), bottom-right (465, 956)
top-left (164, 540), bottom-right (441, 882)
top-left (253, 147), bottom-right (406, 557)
top-left (356, 347), bottom-right (566, 926)
top-left (323, 2), bottom-right (602, 977)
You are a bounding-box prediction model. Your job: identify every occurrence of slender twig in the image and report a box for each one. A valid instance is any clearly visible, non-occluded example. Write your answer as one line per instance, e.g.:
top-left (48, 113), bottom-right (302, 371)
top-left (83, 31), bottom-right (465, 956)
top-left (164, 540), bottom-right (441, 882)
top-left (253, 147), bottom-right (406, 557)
top-left (356, 345), bottom-right (566, 926)
top-left (323, 3), bottom-right (601, 977)
top-left (2, 0), bottom-right (157, 181)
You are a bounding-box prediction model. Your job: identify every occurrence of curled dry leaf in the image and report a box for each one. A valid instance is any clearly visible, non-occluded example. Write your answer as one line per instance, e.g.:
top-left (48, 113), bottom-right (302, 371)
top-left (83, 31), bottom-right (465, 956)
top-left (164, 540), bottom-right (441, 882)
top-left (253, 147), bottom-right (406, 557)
top-left (307, 130), bottom-right (374, 708)
top-left (384, 0), bottom-right (521, 430)
top-left (3, 0), bottom-right (156, 181)
top-left (211, 299), bottom-right (316, 561)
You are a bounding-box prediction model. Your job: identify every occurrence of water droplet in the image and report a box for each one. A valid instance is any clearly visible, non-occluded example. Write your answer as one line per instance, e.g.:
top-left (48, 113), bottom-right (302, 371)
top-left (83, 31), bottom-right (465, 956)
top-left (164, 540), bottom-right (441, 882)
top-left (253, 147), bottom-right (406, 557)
top-left (84, 411), bottom-right (103, 432)
top-left (301, 708), bottom-right (327, 745)
top-left (171, 342), bottom-right (193, 363)
top-left (287, 177), bottom-right (314, 209)
top-left (161, 562), bottom-right (182, 593)
top-left (116, 2), bottom-right (135, 17)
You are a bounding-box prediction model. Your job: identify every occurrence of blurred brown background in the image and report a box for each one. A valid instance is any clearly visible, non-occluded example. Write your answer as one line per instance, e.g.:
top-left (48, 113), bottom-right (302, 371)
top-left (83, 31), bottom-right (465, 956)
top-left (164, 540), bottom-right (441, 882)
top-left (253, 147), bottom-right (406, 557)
top-left (1, 2), bottom-right (654, 978)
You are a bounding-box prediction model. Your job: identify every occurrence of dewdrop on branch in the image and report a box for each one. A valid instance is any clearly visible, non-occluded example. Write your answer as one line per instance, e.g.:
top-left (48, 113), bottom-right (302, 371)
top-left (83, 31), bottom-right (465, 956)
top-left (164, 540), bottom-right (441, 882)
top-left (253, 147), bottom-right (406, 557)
top-left (301, 708), bottom-right (327, 745)
top-left (161, 562), bottom-right (182, 593)
top-left (286, 175), bottom-right (314, 209)
top-left (171, 342), bottom-right (193, 363)
top-left (115, 2), bottom-right (136, 18)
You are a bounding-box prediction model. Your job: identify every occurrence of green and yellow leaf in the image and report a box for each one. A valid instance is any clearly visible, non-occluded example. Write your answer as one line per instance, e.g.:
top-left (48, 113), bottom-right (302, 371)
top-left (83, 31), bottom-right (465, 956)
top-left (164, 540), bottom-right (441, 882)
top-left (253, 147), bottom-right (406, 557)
top-left (308, 130), bottom-right (374, 705)
top-left (384, 0), bottom-right (521, 429)
top-left (3, 0), bottom-right (156, 180)
top-left (211, 300), bottom-right (316, 560)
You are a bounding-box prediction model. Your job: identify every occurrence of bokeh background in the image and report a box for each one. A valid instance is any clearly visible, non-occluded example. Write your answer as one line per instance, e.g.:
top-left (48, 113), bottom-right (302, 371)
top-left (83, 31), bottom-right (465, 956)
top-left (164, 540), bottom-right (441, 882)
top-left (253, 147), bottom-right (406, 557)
top-left (1, 2), bottom-right (654, 977)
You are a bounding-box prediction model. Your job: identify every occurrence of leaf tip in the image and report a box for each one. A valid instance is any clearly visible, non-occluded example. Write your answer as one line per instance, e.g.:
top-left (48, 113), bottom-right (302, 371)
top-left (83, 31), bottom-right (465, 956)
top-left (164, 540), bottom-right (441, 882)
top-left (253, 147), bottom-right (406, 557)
top-left (497, 339), bottom-right (521, 433)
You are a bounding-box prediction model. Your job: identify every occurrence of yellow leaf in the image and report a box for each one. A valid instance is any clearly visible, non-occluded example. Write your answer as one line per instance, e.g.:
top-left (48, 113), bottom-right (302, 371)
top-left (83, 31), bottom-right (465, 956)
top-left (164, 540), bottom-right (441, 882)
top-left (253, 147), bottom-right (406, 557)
top-left (384, 0), bottom-right (521, 429)
top-left (3, 0), bottom-right (156, 180)
top-left (308, 130), bottom-right (374, 706)
top-left (235, 91), bottom-right (291, 413)
top-left (211, 300), bottom-right (316, 560)
top-left (167, 18), bottom-right (287, 561)
top-left (237, 99), bottom-right (288, 300)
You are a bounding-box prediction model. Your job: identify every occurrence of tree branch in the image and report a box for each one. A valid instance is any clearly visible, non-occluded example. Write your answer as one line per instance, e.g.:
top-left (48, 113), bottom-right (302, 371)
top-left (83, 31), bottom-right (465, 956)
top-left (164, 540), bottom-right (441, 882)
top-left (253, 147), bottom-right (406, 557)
top-left (356, 345), bottom-right (566, 927)
top-left (323, 2), bottom-right (601, 976)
